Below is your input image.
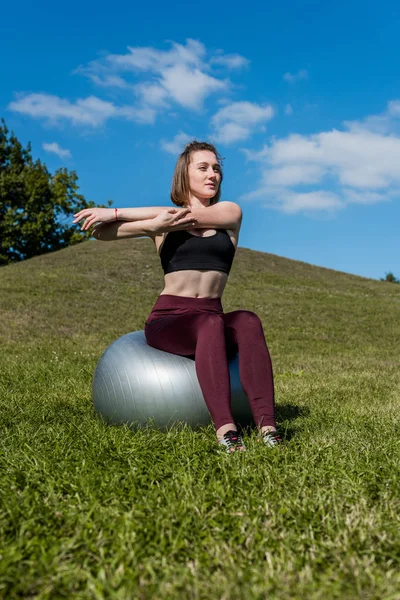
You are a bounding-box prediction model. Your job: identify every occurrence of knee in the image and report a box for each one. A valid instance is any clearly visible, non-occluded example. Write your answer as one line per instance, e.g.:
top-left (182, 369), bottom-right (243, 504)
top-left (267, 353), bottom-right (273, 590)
top-left (196, 313), bottom-right (225, 334)
top-left (235, 310), bottom-right (263, 330)
top-left (237, 310), bottom-right (261, 323)
top-left (198, 313), bottom-right (224, 327)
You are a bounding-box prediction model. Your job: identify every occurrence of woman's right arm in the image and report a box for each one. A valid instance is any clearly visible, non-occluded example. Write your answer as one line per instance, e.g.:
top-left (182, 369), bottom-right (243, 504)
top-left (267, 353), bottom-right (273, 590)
top-left (92, 209), bottom-right (197, 241)
top-left (92, 219), bottom-right (155, 241)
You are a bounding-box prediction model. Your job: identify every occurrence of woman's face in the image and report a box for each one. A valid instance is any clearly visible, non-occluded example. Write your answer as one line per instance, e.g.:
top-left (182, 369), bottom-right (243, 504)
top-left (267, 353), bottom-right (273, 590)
top-left (187, 150), bottom-right (221, 201)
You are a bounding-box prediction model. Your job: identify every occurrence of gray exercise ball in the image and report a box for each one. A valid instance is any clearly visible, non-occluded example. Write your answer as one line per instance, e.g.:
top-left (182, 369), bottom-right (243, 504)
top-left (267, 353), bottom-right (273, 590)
top-left (92, 330), bottom-right (253, 430)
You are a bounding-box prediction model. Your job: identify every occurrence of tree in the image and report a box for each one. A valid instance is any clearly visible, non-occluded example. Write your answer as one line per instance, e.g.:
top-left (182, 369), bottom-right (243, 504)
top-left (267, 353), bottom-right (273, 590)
top-left (0, 119), bottom-right (106, 266)
top-left (380, 272), bottom-right (400, 284)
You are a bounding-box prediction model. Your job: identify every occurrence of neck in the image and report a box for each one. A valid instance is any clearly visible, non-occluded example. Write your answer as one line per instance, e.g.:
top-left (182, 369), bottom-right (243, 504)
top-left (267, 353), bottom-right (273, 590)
top-left (186, 194), bottom-right (212, 209)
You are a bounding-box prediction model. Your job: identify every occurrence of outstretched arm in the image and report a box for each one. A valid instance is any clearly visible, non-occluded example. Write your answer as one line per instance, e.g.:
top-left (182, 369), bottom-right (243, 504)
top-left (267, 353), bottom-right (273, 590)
top-left (91, 208), bottom-right (197, 241)
top-left (92, 219), bottom-right (156, 240)
top-left (73, 206), bottom-right (171, 231)
top-left (116, 207), bottom-right (171, 220)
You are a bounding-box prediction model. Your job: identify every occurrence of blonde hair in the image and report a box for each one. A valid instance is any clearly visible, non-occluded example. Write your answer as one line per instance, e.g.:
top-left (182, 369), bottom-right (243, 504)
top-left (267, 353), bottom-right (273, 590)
top-left (170, 140), bottom-right (224, 207)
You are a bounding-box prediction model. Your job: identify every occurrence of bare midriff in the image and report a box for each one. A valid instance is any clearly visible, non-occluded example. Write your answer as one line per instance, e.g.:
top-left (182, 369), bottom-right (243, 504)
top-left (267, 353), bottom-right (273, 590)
top-left (160, 269), bottom-right (228, 299)
top-left (152, 228), bottom-right (238, 299)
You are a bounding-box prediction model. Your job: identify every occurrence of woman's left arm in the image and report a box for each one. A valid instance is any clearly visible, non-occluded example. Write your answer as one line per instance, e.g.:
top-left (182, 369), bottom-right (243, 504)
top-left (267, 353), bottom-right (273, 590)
top-left (73, 206), bottom-right (170, 231)
top-left (189, 201), bottom-right (242, 230)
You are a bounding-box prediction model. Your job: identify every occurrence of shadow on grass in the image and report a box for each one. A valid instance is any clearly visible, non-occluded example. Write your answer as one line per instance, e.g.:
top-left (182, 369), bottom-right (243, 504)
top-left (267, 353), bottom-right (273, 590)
top-left (276, 402), bottom-right (309, 422)
top-left (12, 396), bottom-right (309, 445)
top-left (276, 402), bottom-right (310, 441)
top-left (239, 402), bottom-right (309, 442)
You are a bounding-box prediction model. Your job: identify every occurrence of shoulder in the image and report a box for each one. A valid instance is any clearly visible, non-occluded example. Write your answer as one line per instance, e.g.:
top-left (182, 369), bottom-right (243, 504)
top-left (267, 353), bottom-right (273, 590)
top-left (217, 200), bottom-right (241, 210)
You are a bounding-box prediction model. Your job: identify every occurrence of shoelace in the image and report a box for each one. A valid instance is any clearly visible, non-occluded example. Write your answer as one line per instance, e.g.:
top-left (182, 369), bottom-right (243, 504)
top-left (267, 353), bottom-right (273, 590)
top-left (261, 430), bottom-right (282, 447)
top-left (218, 430), bottom-right (246, 453)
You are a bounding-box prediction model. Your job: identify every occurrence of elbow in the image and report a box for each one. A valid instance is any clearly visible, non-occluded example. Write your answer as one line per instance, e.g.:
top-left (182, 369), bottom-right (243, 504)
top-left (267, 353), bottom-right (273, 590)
top-left (233, 203), bottom-right (242, 221)
top-left (92, 224), bottom-right (108, 241)
top-left (227, 205), bottom-right (242, 229)
top-left (235, 209), bottom-right (242, 225)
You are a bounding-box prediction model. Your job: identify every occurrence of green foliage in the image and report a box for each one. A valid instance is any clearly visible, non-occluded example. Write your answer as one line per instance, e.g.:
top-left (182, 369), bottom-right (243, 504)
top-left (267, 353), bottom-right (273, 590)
top-left (380, 272), bottom-right (400, 283)
top-left (0, 118), bottom-right (104, 266)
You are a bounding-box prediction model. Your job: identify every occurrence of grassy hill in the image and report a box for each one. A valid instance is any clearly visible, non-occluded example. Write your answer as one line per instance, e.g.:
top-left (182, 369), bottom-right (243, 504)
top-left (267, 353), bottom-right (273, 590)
top-left (1, 238), bottom-right (399, 599)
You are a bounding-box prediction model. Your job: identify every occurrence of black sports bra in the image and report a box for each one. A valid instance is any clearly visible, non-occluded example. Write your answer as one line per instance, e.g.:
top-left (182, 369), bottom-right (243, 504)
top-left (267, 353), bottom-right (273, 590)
top-left (159, 229), bottom-right (236, 275)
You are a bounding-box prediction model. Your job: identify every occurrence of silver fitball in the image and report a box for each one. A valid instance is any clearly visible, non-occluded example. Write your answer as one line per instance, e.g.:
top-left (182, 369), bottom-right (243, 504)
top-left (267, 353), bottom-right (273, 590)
top-left (92, 331), bottom-right (253, 430)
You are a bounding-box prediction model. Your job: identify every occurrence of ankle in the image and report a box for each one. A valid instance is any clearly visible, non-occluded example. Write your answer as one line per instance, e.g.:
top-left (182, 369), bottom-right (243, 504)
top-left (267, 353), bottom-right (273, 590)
top-left (216, 423), bottom-right (237, 440)
top-left (260, 425), bottom-right (277, 434)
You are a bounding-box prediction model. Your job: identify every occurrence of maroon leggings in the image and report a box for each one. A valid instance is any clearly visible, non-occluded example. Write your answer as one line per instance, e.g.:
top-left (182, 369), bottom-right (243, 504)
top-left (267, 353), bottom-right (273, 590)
top-left (144, 294), bottom-right (276, 431)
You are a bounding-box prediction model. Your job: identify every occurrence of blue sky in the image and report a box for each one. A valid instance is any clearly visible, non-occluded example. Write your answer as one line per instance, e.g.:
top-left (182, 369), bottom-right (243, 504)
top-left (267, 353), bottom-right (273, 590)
top-left (2, 0), bottom-right (399, 280)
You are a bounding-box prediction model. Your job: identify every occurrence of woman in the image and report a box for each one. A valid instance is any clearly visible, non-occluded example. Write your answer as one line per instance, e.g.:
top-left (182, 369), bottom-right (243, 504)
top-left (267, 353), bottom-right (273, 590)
top-left (74, 140), bottom-right (282, 453)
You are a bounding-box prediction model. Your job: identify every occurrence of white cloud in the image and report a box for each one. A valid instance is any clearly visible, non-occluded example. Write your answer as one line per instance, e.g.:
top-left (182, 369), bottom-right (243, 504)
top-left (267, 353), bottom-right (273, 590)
top-left (211, 101), bottom-right (275, 144)
top-left (388, 100), bottom-right (400, 116)
top-left (160, 132), bottom-right (193, 155)
top-left (134, 82), bottom-right (169, 108)
top-left (11, 39), bottom-right (246, 129)
top-left (74, 39), bottom-right (241, 116)
top-left (241, 99), bottom-right (400, 214)
top-left (42, 142), bottom-right (71, 158)
top-left (263, 164), bottom-right (325, 186)
top-left (283, 69), bottom-right (308, 83)
top-left (279, 191), bottom-right (344, 214)
top-left (85, 74), bottom-right (130, 89)
top-left (9, 93), bottom-right (156, 126)
top-left (210, 53), bottom-right (250, 69)
top-left (344, 100), bottom-right (400, 136)
top-left (132, 66), bottom-right (226, 111)
top-left (159, 64), bottom-right (226, 110)
top-left (284, 103), bottom-right (293, 115)
top-left (343, 189), bottom-right (388, 205)
top-left (214, 123), bottom-right (249, 144)
top-left (103, 39), bottom-right (207, 73)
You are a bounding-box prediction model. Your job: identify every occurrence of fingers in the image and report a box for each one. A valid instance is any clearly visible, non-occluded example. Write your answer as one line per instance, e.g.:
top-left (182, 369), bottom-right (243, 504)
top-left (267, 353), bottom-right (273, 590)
top-left (183, 219), bottom-right (197, 227)
top-left (73, 209), bottom-right (91, 222)
top-left (82, 218), bottom-right (94, 230)
top-left (175, 210), bottom-right (187, 218)
top-left (73, 209), bottom-right (94, 225)
top-left (78, 216), bottom-right (98, 231)
top-left (83, 216), bottom-right (100, 230)
top-left (177, 209), bottom-right (192, 220)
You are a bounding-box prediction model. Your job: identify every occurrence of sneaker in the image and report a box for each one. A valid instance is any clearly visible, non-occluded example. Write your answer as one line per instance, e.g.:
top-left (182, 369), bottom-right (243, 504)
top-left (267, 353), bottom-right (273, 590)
top-left (217, 430), bottom-right (246, 453)
top-left (259, 430), bottom-right (283, 447)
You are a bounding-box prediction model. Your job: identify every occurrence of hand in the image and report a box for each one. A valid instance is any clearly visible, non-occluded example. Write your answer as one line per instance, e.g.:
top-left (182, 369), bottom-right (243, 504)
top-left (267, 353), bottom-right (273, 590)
top-left (73, 208), bottom-right (116, 231)
top-left (150, 208), bottom-right (197, 234)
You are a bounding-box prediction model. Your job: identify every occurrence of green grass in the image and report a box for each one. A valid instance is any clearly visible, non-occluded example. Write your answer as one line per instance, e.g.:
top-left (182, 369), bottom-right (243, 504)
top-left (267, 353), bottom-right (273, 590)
top-left (1, 238), bottom-right (400, 599)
